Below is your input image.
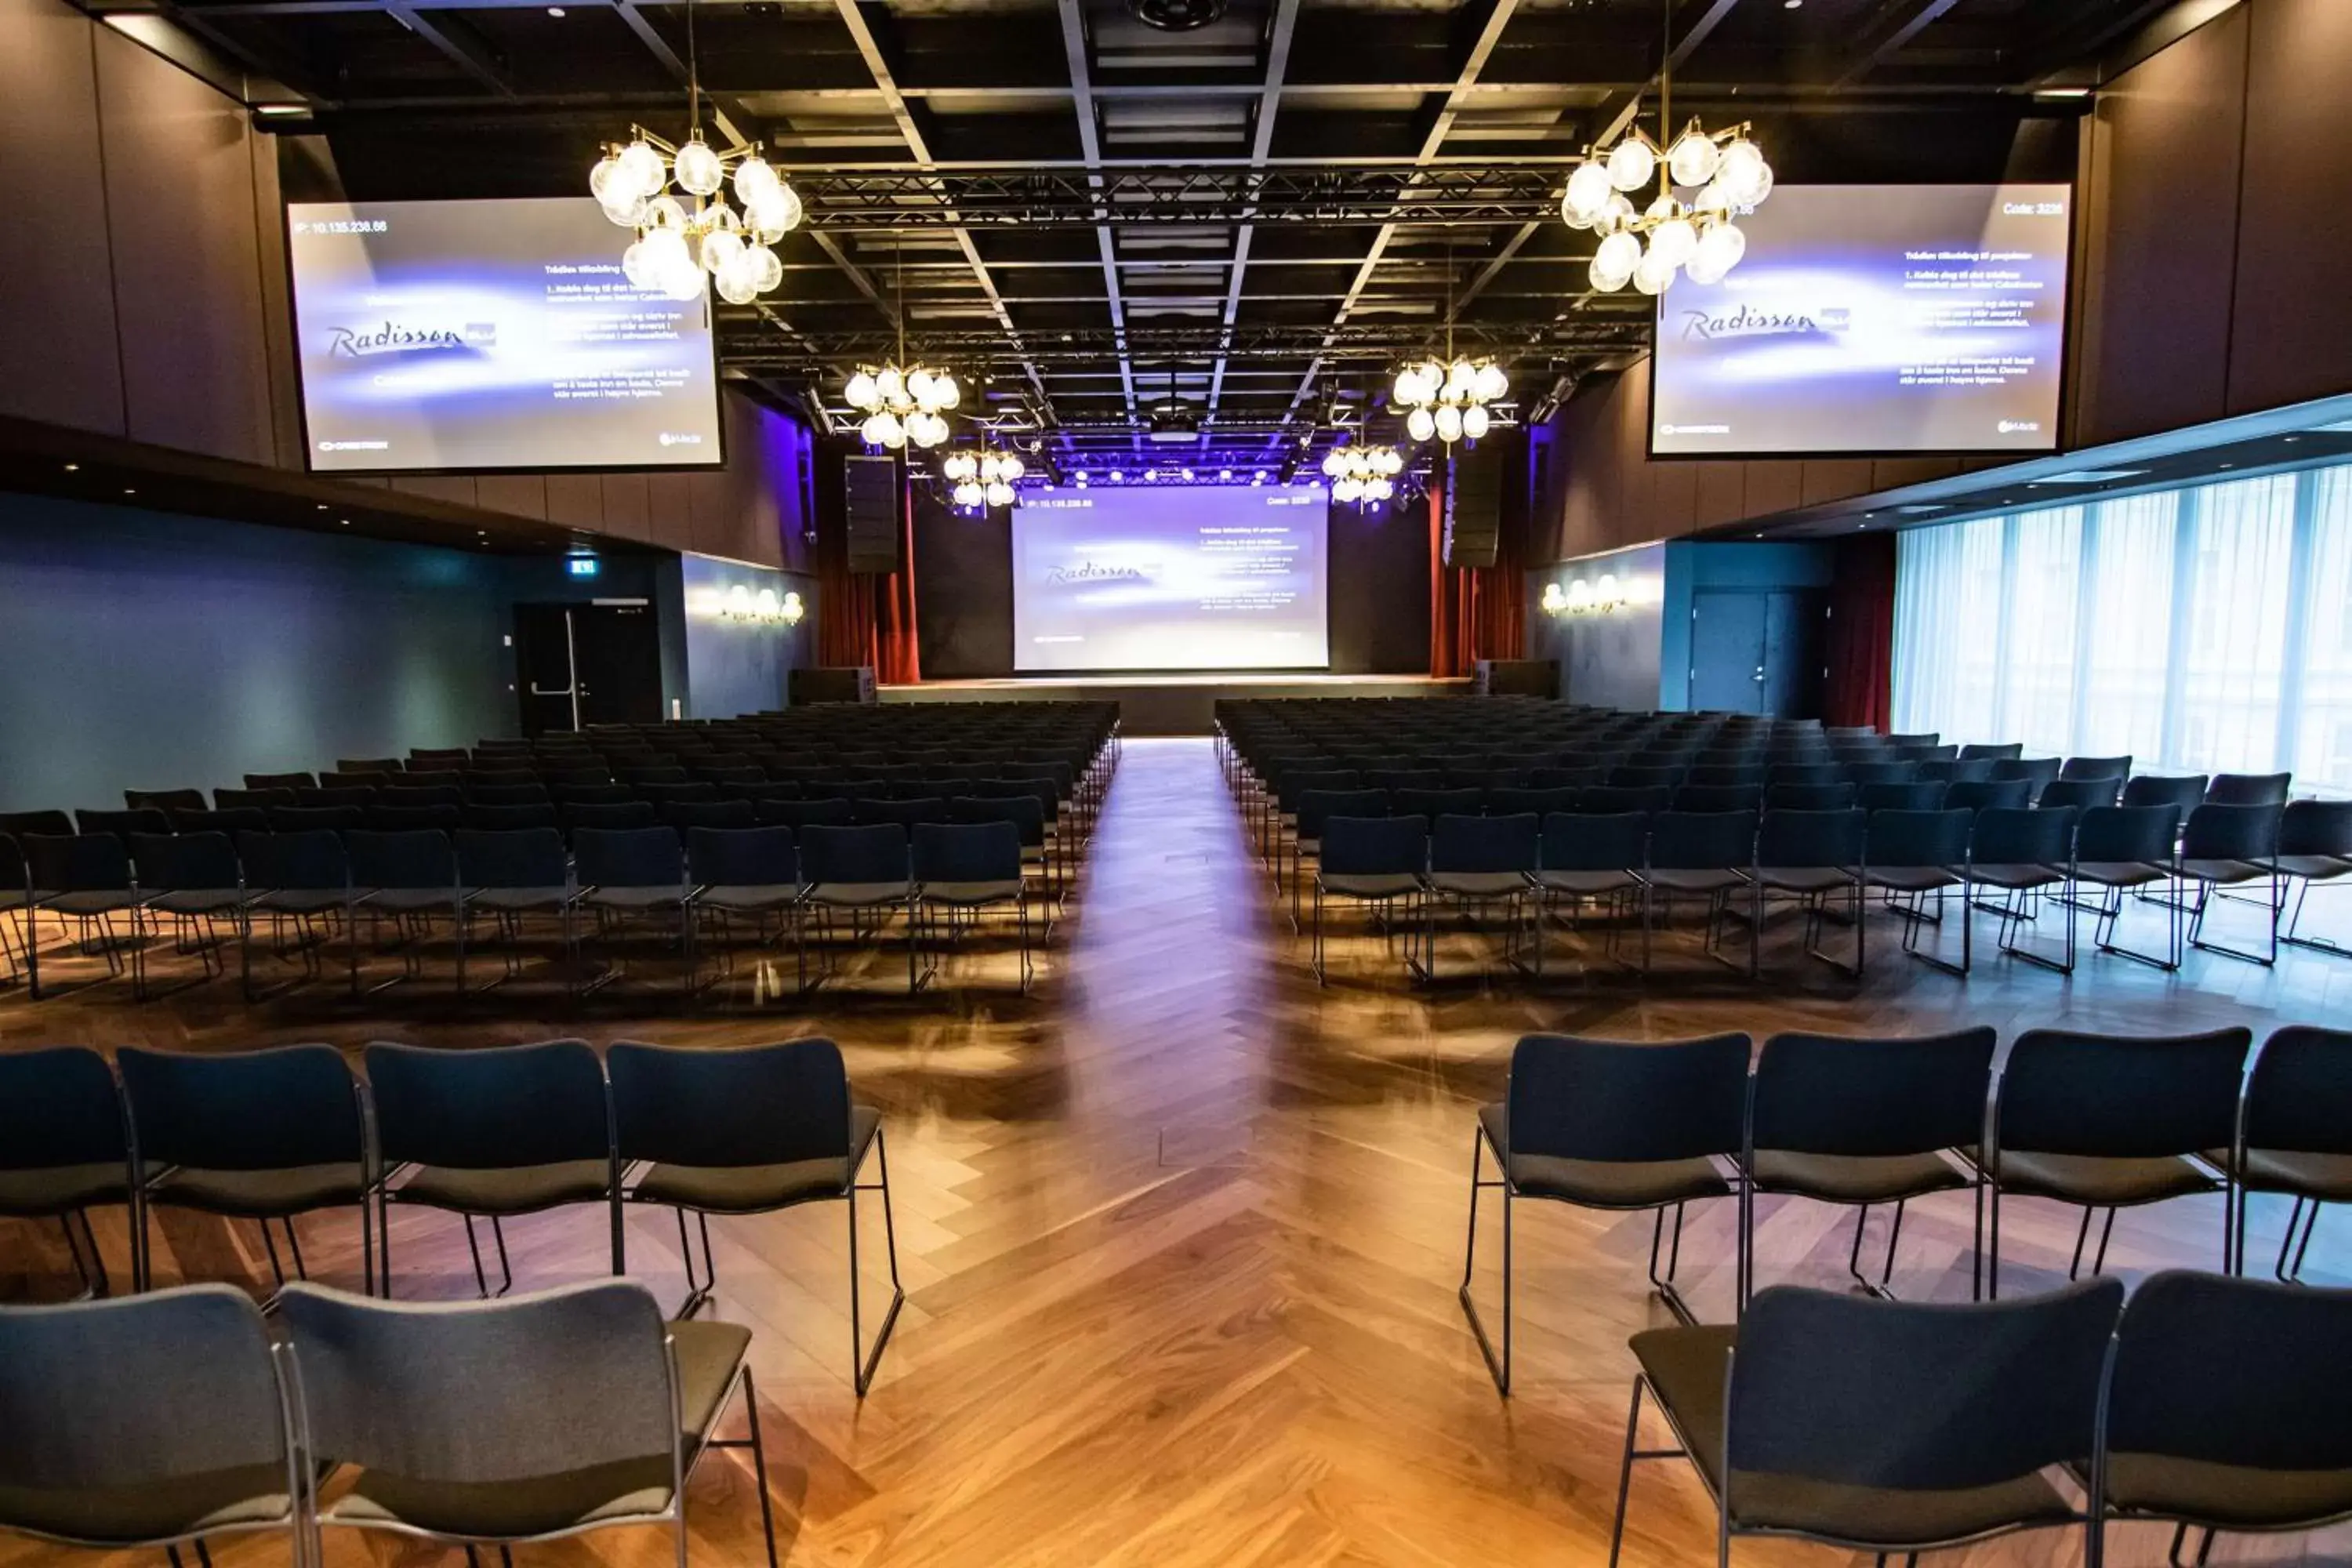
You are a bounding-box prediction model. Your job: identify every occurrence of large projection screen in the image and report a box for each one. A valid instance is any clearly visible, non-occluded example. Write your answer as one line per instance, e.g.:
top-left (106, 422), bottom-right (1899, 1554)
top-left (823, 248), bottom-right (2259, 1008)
top-left (1012, 487), bottom-right (1330, 672)
top-left (286, 198), bottom-right (723, 473)
top-left (1650, 183), bottom-right (2071, 456)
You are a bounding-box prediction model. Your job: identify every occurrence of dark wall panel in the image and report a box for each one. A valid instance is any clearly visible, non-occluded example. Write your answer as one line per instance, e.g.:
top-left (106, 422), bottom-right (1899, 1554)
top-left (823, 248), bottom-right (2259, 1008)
top-left (677, 554), bottom-right (818, 718)
top-left (0, 495), bottom-right (511, 811)
top-left (1329, 498), bottom-right (1431, 673)
top-left (913, 495), bottom-right (1014, 678)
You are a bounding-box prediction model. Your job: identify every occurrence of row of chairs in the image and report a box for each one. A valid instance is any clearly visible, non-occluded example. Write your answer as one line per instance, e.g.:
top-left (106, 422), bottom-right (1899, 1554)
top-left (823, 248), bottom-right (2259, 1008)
top-left (1461, 1023), bottom-right (2349, 1392)
top-left (0, 1036), bottom-right (901, 1393)
top-left (6, 821), bottom-right (1047, 1002)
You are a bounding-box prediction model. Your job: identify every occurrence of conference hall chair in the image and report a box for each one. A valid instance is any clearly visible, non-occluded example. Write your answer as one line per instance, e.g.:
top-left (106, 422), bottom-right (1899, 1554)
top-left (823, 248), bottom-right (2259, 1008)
top-left (268, 804), bottom-right (364, 834)
top-left (234, 829), bottom-right (349, 1000)
top-left (122, 788), bottom-right (206, 815)
top-left (1531, 811), bottom-right (1645, 969)
top-left (1583, 783), bottom-right (1675, 818)
top-left (686, 826), bottom-right (799, 992)
top-left (378, 782), bottom-right (463, 809)
top-left (1763, 781), bottom-right (1857, 811)
top-left (2101, 1270), bottom-right (2352, 1564)
top-left (214, 787), bottom-right (294, 812)
top-left (1392, 786), bottom-right (1485, 830)
top-left (298, 785), bottom-right (378, 809)
top-left (118, 1042), bottom-right (377, 1298)
top-left (1966, 806), bottom-right (2078, 973)
top-left (365, 1039), bottom-right (618, 1299)
top-left (1605, 1279), bottom-right (2122, 1568)
top-left (2062, 754), bottom-right (2132, 782)
top-left (1673, 783), bottom-right (1762, 815)
top-left (344, 829), bottom-right (462, 996)
top-left (1287, 788), bottom-right (1390, 928)
top-left (2277, 799), bottom-right (2352, 955)
top-left (2227, 1025), bottom-right (2352, 1282)
top-left (1416, 812), bottom-right (1540, 982)
top-left (1842, 760), bottom-right (1916, 786)
top-left (363, 802), bottom-right (461, 835)
top-left (455, 828), bottom-right (574, 993)
top-left (553, 781), bottom-right (634, 808)
top-left (1743, 1027), bottom-right (1996, 1301)
top-left (2176, 801), bottom-right (2282, 964)
top-left (1859, 807), bottom-right (1973, 975)
top-left (760, 796), bottom-right (854, 832)
top-left (2038, 776), bottom-right (2121, 812)
top-left (0, 1046), bottom-right (131, 1299)
top-left (244, 771), bottom-right (317, 793)
top-left (336, 757), bottom-right (404, 775)
top-left (279, 1278), bottom-right (782, 1567)
top-left (1991, 758), bottom-right (2063, 797)
top-left (1951, 783), bottom-right (2038, 822)
top-left (1311, 815), bottom-right (1426, 985)
top-left (1917, 757), bottom-right (1995, 786)
top-left (1463, 1033), bottom-right (1752, 1394)
top-left (1751, 808), bottom-right (1867, 978)
top-left (0, 1286), bottom-right (307, 1566)
top-left (125, 831), bottom-right (243, 998)
top-left (1639, 809), bottom-right (1755, 973)
top-left (1685, 763), bottom-right (1766, 789)
top-left (0, 809), bottom-right (74, 840)
top-left (21, 833), bottom-right (143, 1002)
top-left (797, 822), bottom-right (916, 994)
top-left (572, 827), bottom-right (695, 1000)
top-left (2122, 774), bottom-right (2209, 814)
top-left (1860, 780), bottom-right (1947, 813)
top-left (1985, 1025), bottom-right (2249, 1297)
top-left (2071, 804), bottom-right (2184, 970)
top-left (665, 799), bottom-right (757, 831)
top-left (2203, 771), bottom-right (2291, 806)
top-left (1958, 742), bottom-right (2024, 762)
top-left (913, 820), bottom-right (1035, 993)
top-left (608, 1037), bottom-right (901, 1396)
top-left (954, 793), bottom-right (1062, 910)
top-left (1764, 763), bottom-right (1842, 789)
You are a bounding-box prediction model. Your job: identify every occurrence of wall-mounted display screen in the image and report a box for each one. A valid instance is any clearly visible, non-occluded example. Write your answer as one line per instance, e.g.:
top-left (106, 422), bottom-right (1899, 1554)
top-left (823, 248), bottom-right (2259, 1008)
top-left (286, 198), bottom-right (723, 473)
top-left (1650, 183), bottom-right (2071, 456)
top-left (1011, 487), bottom-right (1330, 672)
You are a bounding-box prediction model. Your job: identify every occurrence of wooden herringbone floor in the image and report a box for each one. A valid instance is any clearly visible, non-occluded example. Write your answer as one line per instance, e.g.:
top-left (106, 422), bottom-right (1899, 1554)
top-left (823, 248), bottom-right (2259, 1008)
top-left (5, 735), bottom-right (2350, 1567)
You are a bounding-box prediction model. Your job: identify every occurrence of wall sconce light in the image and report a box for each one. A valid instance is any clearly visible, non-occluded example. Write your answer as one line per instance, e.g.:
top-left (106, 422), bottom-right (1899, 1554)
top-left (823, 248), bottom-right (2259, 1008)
top-left (1541, 581), bottom-right (1568, 615)
top-left (1544, 572), bottom-right (1630, 616)
top-left (781, 590), bottom-right (804, 625)
top-left (713, 582), bottom-right (800, 626)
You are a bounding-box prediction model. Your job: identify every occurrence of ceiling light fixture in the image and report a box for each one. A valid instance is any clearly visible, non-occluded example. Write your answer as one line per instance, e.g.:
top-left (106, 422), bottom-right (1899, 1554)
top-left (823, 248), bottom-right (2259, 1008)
top-left (1320, 444), bottom-right (1404, 506)
top-left (844, 246), bottom-right (958, 449)
top-left (1559, 0), bottom-right (1773, 293)
top-left (1396, 245), bottom-right (1506, 446)
top-left (942, 448), bottom-right (1023, 510)
top-left (589, 0), bottom-right (800, 303)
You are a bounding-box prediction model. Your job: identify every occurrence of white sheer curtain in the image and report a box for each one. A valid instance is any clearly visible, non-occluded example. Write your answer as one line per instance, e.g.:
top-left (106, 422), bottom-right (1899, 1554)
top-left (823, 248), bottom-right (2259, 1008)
top-left (1893, 459), bottom-right (2352, 793)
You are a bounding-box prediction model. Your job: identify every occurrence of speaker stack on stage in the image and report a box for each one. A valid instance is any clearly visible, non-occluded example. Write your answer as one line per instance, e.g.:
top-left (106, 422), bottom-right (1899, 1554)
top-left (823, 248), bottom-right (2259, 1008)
top-left (844, 454), bottom-right (902, 575)
top-left (1443, 441), bottom-right (1502, 569)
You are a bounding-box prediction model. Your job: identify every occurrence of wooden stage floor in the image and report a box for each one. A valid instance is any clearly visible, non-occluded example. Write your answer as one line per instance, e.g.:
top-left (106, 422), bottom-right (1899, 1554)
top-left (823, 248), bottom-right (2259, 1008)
top-left (5, 736), bottom-right (2349, 1568)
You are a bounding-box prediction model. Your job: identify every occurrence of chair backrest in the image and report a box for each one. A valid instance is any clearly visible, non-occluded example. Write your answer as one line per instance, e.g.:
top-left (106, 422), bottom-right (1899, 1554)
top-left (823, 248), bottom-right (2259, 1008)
top-left (2279, 799), bottom-right (2352, 859)
top-left (76, 808), bottom-right (171, 838)
top-left (1485, 786), bottom-right (1582, 820)
top-left (2073, 804), bottom-right (2179, 863)
top-left (1860, 808), bottom-right (1972, 869)
top-left (1766, 764), bottom-right (1842, 788)
top-left (800, 822), bottom-right (909, 884)
top-left (608, 1037), bottom-right (853, 1167)
top-left (1858, 781), bottom-right (1946, 814)
top-left (686, 826), bottom-right (797, 887)
top-left (1750, 1027), bottom-right (1995, 1159)
top-left (1990, 758), bottom-right (2063, 788)
top-left (1996, 1026), bottom-right (2251, 1159)
top-left (336, 758), bottom-right (404, 776)
top-left (1958, 742), bottom-right (2024, 762)
top-left (1969, 805), bottom-right (2074, 866)
top-left (23, 833), bottom-right (131, 895)
top-left (297, 786), bottom-right (378, 809)
top-left (379, 783), bottom-right (463, 809)
top-left (913, 820), bottom-right (1022, 883)
top-left (0, 1045), bottom-right (125, 1174)
top-left (365, 804), bottom-right (462, 834)
top-left (118, 1044), bottom-right (366, 1173)
top-left (365, 1039), bottom-right (610, 1172)
top-left (2060, 754), bottom-right (2131, 782)
top-left (1674, 784), bottom-right (1763, 815)
top-left (1318, 815), bottom-right (1425, 877)
top-left (574, 826), bottom-right (686, 888)
top-left (0, 809), bottom-right (74, 840)
top-left (1646, 809), bottom-right (1757, 871)
top-left (1296, 789), bottom-right (1390, 842)
top-left (1757, 808), bottom-right (1867, 869)
top-left (278, 1279), bottom-right (675, 1489)
top-left (1392, 787), bottom-right (1484, 826)
top-left (245, 771), bottom-right (318, 792)
top-left (1578, 784), bottom-right (1675, 817)
top-left (237, 829), bottom-right (350, 891)
top-left (454, 828), bottom-right (568, 890)
top-left (2242, 1025), bottom-right (2352, 1157)
top-left (463, 804), bottom-right (558, 833)
top-left (662, 800), bottom-right (757, 830)
top-left (2037, 777), bottom-right (2120, 812)
top-left (347, 829), bottom-right (457, 891)
top-left (2205, 771), bottom-right (2291, 807)
top-left (1725, 1279), bottom-right (2122, 1506)
top-left (1538, 811), bottom-right (1646, 873)
top-left (1765, 782), bottom-right (1858, 811)
top-left (125, 788), bottom-right (208, 814)
top-left (2107, 1271), bottom-right (2352, 1483)
top-left (2120, 774), bottom-right (2209, 812)
top-left (765, 797), bottom-right (855, 831)
top-left (214, 788), bottom-right (293, 811)
top-left (129, 830), bottom-right (240, 893)
top-left (1505, 1033), bottom-right (1751, 1163)
top-left (2179, 801), bottom-right (2281, 862)
top-left (0, 1286), bottom-right (290, 1508)
top-left (270, 804), bottom-right (365, 833)
top-left (1430, 812), bottom-right (1539, 874)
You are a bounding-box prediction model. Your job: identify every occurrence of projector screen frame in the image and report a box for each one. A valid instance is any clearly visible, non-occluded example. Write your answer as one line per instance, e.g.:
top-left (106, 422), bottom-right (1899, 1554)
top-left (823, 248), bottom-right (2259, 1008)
top-left (1642, 180), bottom-right (2078, 463)
top-left (279, 196), bottom-right (728, 477)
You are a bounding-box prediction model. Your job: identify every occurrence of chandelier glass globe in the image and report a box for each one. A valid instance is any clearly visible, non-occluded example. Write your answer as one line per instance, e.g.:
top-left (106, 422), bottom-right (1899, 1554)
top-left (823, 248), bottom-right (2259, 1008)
top-left (1392, 352), bottom-right (1505, 447)
top-left (1434, 404), bottom-right (1464, 443)
top-left (1461, 405), bottom-right (1491, 441)
top-left (1406, 405), bottom-right (1437, 443)
top-left (847, 359), bottom-right (962, 448)
top-left (1606, 136), bottom-right (1656, 192)
top-left (1323, 444), bottom-right (1405, 507)
top-left (1560, 116), bottom-right (1772, 295)
top-left (1561, 159), bottom-right (1615, 228)
top-left (672, 136), bottom-right (724, 197)
top-left (953, 481), bottom-right (982, 507)
top-left (593, 130), bottom-right (800, 303)
top-left (1667, 129), bottom-right (1721, 188)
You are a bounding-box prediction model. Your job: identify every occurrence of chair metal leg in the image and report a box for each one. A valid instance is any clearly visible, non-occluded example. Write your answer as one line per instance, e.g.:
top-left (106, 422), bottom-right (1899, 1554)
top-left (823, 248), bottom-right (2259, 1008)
top-left (673, 1207), bottom-right (717, 1319)
top-left (1606, 1376), bottom-right (1685, 1568)
top-left (849, 1128), bottom-right (906, 1397)
top-left (1846, 1200), bottom-right (1906, 1300)
top-left (1457, 1126), bottom-right (1511, 1396)
top-left (2281, 875), bottom-right (2348, 956)
top-left (741, 1368), bottom-right (782, 1568)
top-left (1646, 1203), bottom-right (1701, 1327)
top-left (2067, 1206), bottom-right (2120, 1279)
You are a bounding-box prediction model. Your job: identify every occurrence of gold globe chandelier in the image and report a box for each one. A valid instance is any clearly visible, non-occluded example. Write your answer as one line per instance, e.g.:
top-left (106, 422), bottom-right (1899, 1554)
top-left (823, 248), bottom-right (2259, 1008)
top-left (589, 0), bottom-right (801, 303)
top-left (845, 245), bottom-right (960, 450)
top-left (942, 448), bottom-right (1024, 510)
top-left (1319, 444), bottom-right (1403, 506)
top-left (1556, 0), bottom-right (1773, 294)
top-left (1394, 244), bottom-right (1508, 446)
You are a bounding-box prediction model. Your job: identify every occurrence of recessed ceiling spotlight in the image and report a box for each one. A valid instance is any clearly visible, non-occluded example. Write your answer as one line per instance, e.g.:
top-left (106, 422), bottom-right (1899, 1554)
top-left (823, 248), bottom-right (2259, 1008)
top-left (1109, 470), bottom-right (1124, 482)
top-left (546, 5), bottom-right (564, 15)
top-left (2217, 463), bottom-right (2235, 470)
top-left (1783, 0), bottom-right (1800, 8)
top-left (1218, 468), bottom-right (1232, 481)
top-left (62, 463), bottom-right (78, 473)
top-left (1181, 467), bottom-right (1196, 481)
top-left (339, 518), bottom-right (351, 526)
top-left (122, 488), bottom-right (136, 496)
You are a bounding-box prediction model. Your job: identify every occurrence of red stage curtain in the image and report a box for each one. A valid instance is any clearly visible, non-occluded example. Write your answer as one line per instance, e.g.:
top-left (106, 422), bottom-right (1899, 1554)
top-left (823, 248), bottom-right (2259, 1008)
top-left (874, 483), bottom-right (921, 684)
top-left (815, 463), bottom-right (920, 683)
top-left (1825, 532), bottom-right (1896, 730)
top-left (1427, 481), bottom-right (1528, 677)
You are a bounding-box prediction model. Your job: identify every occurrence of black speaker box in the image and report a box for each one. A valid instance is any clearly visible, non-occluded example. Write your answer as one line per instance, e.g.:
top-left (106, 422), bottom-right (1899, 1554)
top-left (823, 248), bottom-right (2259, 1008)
top-left (844, 456), bottom-right (902, 575)
top-left (1443, 442), bottom-right (1503, 569)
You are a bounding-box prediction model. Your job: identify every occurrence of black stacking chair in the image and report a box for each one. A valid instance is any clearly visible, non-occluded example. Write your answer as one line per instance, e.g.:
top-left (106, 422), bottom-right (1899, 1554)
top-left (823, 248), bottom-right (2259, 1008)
top-left (954, 793), bottom-right (1060, 909)
top-left (1918, 757), bottom-right (1994, 786)
top-left (1967, 806), bottom-right (2078, 972)
top-left (0, 835), bottom-right (26, 985)
top-left (1674, 783), bottom-right (1762, 815)
top-left (1532, 811), bottom-right (1645, 968)
top-left (345, 829), bottom-right (460, 996)
top-left (572, 827), bottom-right (693, 1000)
top-left (0, 1046), bottom-right (130, 1298)
top-left (1842, 760), bottom-right (1915, 786)
top-left (123, 788), bottom-right (207, 814)
top-left (214, 788), bottom-right (294, 812)
top-left (20, 834), bottom-right (142, 1001)
top-left (1959, 742), bottom-right (2024, 763)
top-left (1861, 808), bottom-right (1973, 975)
top-left (268, 804), bottom-right (363, 834)
top-left (364, 802), bottom-right (462, 834)
top-left (685, 826), bottom-right (798, 993)
top-left (551, 782), bottom-right (634, 808)
top-left (2061, 754), bottom-right (2132, 782)
top-left (2100, 1270), bottom-right (2352, 1563)
top-left (1581, 783), bottom-right (1675, 817)
top-left (1763, 782), bottom-right (1857, 811)
top-left (2278, 800), bottom-right (2352, 955)
top-left (1945, 778), bottom-right (2034, 814)
top-left (1312, 815), bottom-right (1426, 985)
top-left (1685, 763), bottom-right (1765, 789)
top-left (1859, 780), bottom-right (1946, 813)
top-left (559, 800), bottom-right (658, 841)
top-left (125, 832), bottom-right (242, 998)
top-left (1765, 764), bottom-right (1841, 789)
top-left (1463, 1033), bottom-right (1752, 1392)
top-left (1744, 1027), bottom-right (1997, 1301)
top-left (2121, 774), bottom-right (2208, 814)
top-left (2228, 1025), bottom-right (2352, 1281)
top-left (1640, 810), bottom-right (1756, 972)
top-left (2176, 801), bottom-right (2281, 964)
top-left (1751, 809), bottom-right (1867, 978)
top-left (1986, 1025), bottom-right (2249, 1296)
top-left (295, 786), bottom-right (377, 811)
top-left (465, 782), bottom-right (550, 808)
top-left (168, 807), bottom-right (270, 837)
top-left (797, 822), bottom-right (915, 994)
top-left (913, 821), bottom-right (1034, 993)
top-left (336, 757), bottom-right (403, 776)
top-left (365, 1039), bottom-right (618, 1299)
top-left (1287, 788), bottom-right (1388, 927)
top-left (1392, 786), bottom-right (1483, 829)
top-left (2205, 771), bottom-right (2290, 806)
top-left (2038, 776), bottom-right (2121, 811)
top-left (462, 803), bottom-right (558, 833)
top-left (637, 782), bottom-right (717, 808)
top-left (760, 797), bottom-right (854, 832)
top-left (378, 782), bottom-right (464, 809)
top-left (118, 1043), bottom-right (376, 1297)
top-left (454, 828), bottom-right (572, 993)
top-left (607, 1037), bottom-right (902, 1394)
top-left (1606, 1279), bottom-right (2122, 1568)
top-left (664, 799), bottom-right (757, 831)
top-left (244, 771), bottom-right (317, 793)
top-left (1417, 813), bottom-right (1540, 982)
top-left (852, 797), bottom-right (949, 829)
top-left (2071, 804), bottom-right (2183, 969)
top-left (76, 808), bottom-right (171, 839)
top-left (234, 829), bottom-right (348, 1000)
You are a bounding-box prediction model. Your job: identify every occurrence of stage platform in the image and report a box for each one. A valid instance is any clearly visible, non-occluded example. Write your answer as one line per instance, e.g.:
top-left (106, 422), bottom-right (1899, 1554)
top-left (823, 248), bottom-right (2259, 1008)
top-left (880, 673), bottom-right (1472, 735)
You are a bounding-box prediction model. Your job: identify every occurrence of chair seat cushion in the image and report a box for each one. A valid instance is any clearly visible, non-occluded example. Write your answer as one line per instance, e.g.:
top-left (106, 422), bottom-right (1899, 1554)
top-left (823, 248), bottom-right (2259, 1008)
top-left (1426, 871), bottom-right (1530, 898)
top-left (694, 884), bottom-right (799, 912)
top-left (1644, 868), bottom-right (1745, 895)
top-left (1631, 1325), bottom-right (2075, 1547)
top-left (1994, 1150), bottom-right (2217, 1206)
top-left (39, 891), bottom-right (141, 916)
top-left (802, 881), bottom-right (910, 908)
top-left (1534, 869), bottom-right (1639, 895)
top-left (1755, 866), bottom-right (1856, 894)
top-left (2277, 855), bottom-right (2352, 881)
top-left (0, 1161), bottom-right (132, 1216)
top-left (920, 880), bottom-right (1025, 906)
top-left (148, 1162), bottom-right (368, 1217)
top-left (1864, 867), bottom-right (1961, 892)
top-left (1480, 1105), bottom-right (1728, 1208)
top-left (466, 887), bottom-right (569, 912)
top-left (248, 891), bottom-right (344, 915)
top-left (2180, 858), bottom-right (2266, 886)
top-left (392, 1159), bottom-right (613, 1215)
top-left (147, 889), bottom-right (245, 916)
top-left (2073, 861), bottom-right (2166, 889)
top-left (0, 1465), bottom-right (290, 1544)
top-left (1969, 864), bottom-right (2060, 891)
top-left (632, 1109), bottom-right (880, 1214)
top-left (2238, 1147), bottom-right (2352, 1201)
top-left (579, 887), bottom-right (688, 911)
top-left (330, 1454), bottom-right (673, 1539)
top-left (1319, 873), bottom-right (1421, 899)
top-left (1750, 1149), bottom-right (1968, 1204)
top-left (356, 888), bottom-right (457, 913)
top-left (2107, 1451), bottom-right (2352, 1530)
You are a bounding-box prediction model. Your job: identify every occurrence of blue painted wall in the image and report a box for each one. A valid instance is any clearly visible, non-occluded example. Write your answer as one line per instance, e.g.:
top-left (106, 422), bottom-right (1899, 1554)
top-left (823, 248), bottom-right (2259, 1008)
top-left (677, 554), bottom-right (821, 718)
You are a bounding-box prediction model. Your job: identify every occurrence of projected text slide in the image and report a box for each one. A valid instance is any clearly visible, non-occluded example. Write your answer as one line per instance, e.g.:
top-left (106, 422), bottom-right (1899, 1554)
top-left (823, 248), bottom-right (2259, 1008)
top-left (287, 198), bottom-right (723, 473)
top-left (1012, 487), bottom-right (1330, 672)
